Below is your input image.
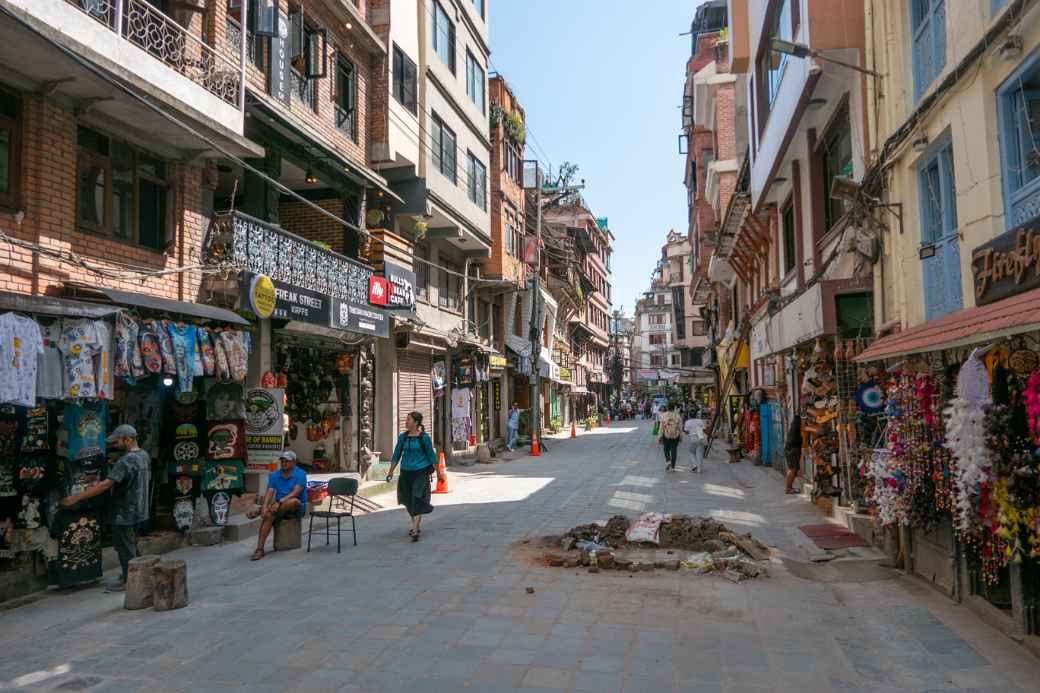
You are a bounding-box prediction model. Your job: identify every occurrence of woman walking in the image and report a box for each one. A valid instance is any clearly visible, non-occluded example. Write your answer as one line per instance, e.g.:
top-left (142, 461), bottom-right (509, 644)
top-left (386, 411), bottom-right (437, 541)
top-left (784, 414), bottom-right (802, 494)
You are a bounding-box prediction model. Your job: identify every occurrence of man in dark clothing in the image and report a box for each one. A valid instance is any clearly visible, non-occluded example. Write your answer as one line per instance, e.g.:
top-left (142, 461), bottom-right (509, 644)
top-left (61, 424), bottom-right (151, 592)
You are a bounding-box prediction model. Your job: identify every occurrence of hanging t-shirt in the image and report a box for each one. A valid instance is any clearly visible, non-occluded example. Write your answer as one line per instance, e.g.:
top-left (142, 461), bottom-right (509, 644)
top-left (17, 453), bottom-right (48, 493)
top-left (125, 388), bottom-right (161, 459)
top-left (59, 319), bottom-right (101, 399)
top-left (138, 320), bottom-right (163, 374)
top-left (0, 312), bottom-right (44, 407)
top-left (36, 319), bottom-right (65, 400)
top-left (167, 323), bottom-right (198, 393)
top-left (206, 381), bottom-right (245, 421)
top-left (48, 508), bottom-right (102, 588)
top-left (206, 420), bottom-right (246, 461)
top-left (197, 328), bottom-right (216, 376)
top-left (451, 387), bottom-right (472, 419)
top-left (0, 456), bottom-right (16, 498)
top-left (94, 320), bottom-right (115, 399)
top-left (16, 494), bottom-right (41, 529)
top-left (213, 335), bottom-right (231, 381)
top-left (64, 453), bottom-right (106, 508)
top-left (218, 331), bottom-right (248, 382)
top-left (64, 401), bottom-right (107, 461)
top-left (158, 319), bottom-right (177, 375)
top-left (167, 400), bottom-right (204, 476)
top-left (0, 404), bottom-right (24, 459)
top-left (20, 405), bottom-right (48, 453)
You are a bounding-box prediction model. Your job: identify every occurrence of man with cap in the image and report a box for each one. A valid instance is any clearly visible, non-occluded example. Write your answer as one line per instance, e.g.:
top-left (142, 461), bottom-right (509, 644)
top-left (249, 451), bottom-right (306, 561)
top-left (61, 424), bottom-right (151, 592)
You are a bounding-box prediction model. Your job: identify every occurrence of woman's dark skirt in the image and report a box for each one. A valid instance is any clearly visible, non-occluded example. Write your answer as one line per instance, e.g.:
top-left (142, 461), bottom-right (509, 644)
top-left (397, 467), bottom-right (434, 517)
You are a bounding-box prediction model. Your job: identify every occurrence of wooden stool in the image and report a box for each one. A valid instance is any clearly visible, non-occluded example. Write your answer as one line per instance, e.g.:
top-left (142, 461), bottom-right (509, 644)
top-left (124, 555), bottom-right (160, 610)
top-left (273, 516), bottom-right (302, 551)
top-left (153, 559), bottom-right (189, 611)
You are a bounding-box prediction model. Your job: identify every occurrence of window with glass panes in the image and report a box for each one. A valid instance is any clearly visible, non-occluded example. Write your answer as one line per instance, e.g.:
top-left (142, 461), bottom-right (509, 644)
top-left (334, 52), bottom-right (357, 140)
top-left (439, 260), bottom-right (462, 311)
top-left (432, 0), bottom-right (455, 73)
top-left (431, 113), bottom-right (457, 183)
top-left (821, 106), bottom-right (852, 232)
top-left (76, 126), bottom-right (169, 251)
top-left (392, 44), bottom-right (417, 114)
top-left (467, 152), bottom-right (486, 210)
top-left (466, 50), bottom-right (484, 113)
top-left (998, 54), bottom-right (1040, 226)
top-left (782, 200), bottom-right (796, 275)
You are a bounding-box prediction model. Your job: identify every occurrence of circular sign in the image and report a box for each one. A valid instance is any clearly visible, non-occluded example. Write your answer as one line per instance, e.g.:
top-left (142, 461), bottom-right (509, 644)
top-left (249, 274), bottom-right (276, 319)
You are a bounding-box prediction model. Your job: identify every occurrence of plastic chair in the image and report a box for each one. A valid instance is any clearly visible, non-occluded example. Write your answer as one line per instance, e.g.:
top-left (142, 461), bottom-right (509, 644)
top-left (306, 477), bottom-right (358, 553)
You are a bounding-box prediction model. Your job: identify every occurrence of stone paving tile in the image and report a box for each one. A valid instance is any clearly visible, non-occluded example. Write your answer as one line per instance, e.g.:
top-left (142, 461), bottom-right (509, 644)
top-left (2, 422), bottom-right (1038, 693)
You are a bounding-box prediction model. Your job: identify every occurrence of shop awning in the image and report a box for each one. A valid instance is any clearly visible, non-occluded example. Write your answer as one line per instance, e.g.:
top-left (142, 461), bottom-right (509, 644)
top-left (96, 287), bottom-right (251, 326)
top-left (855, 286), bottom-right (1040, 362)
top-left (0, 291), bottom-right (122, 319)
top-left (568, 386), bottom-right (591, 396)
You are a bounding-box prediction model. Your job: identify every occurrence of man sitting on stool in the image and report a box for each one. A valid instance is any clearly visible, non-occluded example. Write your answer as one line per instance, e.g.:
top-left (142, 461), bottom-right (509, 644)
top-left (249, 451), bottom-right (306, 560)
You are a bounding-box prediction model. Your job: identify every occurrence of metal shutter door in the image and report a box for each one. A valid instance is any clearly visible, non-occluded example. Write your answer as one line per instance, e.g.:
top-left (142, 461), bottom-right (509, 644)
top-left (397, 350), bottom-right (434, 445)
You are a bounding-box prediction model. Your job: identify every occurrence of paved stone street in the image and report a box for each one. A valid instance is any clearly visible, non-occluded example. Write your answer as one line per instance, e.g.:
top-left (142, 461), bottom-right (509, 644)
top-left (1, 420), bottom-right (1038, 693)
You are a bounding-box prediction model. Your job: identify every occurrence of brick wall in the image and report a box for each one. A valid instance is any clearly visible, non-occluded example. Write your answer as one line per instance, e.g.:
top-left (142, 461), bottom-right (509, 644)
top-left (279, 197), bottom-right (347, 254)
top-left (212, 0), bottom-right (373, 168)
top-left (367, 0), bottom-right (390, 163)
top-left (0, 94), bottom-right (207, 302)
top-left (487, 77), bottom-right (525, 282)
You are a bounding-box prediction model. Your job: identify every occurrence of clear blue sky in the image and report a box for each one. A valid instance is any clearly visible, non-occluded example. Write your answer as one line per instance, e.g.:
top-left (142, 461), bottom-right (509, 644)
top-left (489, 1), bottom-right (703, 317)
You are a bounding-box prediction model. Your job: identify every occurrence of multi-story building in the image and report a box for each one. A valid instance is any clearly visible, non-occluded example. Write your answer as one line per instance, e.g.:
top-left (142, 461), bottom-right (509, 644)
top-left (850, 0), bottom-right (1040, 624)
top-left (659, 230), bottom-right (714, 396)
top-left (633, 278), bottom-right (677, 396)
top-left (369, 0), bottom-right (492, 457)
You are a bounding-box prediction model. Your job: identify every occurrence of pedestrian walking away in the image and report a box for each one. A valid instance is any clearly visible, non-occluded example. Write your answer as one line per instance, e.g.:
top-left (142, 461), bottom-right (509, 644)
top-left (248, 451), bottom-right (306, 560)
top-left (684, 411), bottom-right (707, 473)
top-left (785, 414), bottom-right (803, 494)
top-left (506, 402), bottom-right (520, 451)
top-left (387, 411), bottom-right (437, 541)
top-left (658, 402), bottom-right (683, 471)
top-left (60, 424), bottom-right (151, 592)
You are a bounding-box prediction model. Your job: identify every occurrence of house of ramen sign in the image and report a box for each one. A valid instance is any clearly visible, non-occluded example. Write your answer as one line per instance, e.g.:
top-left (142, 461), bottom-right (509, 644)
top-left (971, 222), bottom-right (1040, 306)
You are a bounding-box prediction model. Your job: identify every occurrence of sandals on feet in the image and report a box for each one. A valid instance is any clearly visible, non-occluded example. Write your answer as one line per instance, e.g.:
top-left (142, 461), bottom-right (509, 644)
top-left (251, 548), bottom-right (265, 561)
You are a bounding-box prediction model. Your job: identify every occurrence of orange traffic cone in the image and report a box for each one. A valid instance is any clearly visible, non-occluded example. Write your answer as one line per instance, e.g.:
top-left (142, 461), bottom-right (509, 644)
top-left (570, 421), bottom-right (577, 438)
top-left (432, 451), bottom-right (450, 494)
top-left (530, 435), bottom-right (541, 457)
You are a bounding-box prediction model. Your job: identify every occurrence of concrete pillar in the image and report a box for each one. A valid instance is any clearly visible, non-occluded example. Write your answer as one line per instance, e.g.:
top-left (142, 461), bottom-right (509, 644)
top-left (374, 337), bottom-right (398, 460)
top-left (245, 318), bottom-right (272, 496)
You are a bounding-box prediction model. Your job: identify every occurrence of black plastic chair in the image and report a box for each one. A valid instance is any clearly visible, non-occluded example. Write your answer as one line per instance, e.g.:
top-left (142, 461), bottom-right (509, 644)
top-left (307, 477), bottom-right (358, 553)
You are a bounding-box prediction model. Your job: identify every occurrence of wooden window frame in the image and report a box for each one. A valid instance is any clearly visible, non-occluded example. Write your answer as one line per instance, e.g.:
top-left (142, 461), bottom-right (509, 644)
top-left (76, 125), bottom-right (172, 253)
top-left (817, 100), bottom-right (852, 234)
top-left (334, 50), bottom-right (357, 141)
top-left (0, 90), bottom-right (22, 211)
top-left (781, 195), bottom-right (796, 277)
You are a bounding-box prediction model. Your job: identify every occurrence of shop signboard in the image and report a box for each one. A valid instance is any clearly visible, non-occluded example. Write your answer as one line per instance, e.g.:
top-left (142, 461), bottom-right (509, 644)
top-left (971, 220), bottom-right (1040, 306)
top-left (245, 388), bottom-right (285, 470)
top-left (383, 261), bottom-right (416, 309)
top-left (638, 368), bottom-right (658, 381)
top-left (269, 9), bottom-right (292, 106)
top-left (330, 297), bottom-right (390, 338)
top-left (368, 276), bottom-right (388, 306)
top-left (490, 354), bottom-right (507, 369)
top-left (240, 271), bottom-right (329, 325)
top-left (558, 367), bottom-right (571, 381)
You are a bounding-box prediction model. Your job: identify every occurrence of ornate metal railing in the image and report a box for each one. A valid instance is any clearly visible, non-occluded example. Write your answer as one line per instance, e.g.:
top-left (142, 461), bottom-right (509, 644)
top-left (204, 212), bottom-right (374, 306)
top-left (225, 16), bottom-right (259, 69)
top-left (65, 0), bottom-right (242, 108)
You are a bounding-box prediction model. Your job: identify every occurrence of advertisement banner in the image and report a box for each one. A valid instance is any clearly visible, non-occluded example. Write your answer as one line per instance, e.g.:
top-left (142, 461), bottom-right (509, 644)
top-left (244, 388), bottom-right (284, 470)
top-left (330, 296), bottom-right (390, 338)
top-left (383, 260), bottom-right (417, 309)
top-left (240, 271), bottom-right (329, 326)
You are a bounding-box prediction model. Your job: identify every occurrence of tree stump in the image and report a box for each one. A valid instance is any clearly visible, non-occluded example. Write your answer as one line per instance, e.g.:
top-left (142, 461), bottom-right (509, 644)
top-left (124, 555), bottom-right (160, 610)
top-left (153, 559), bottom-right (189, 612)
top-left (273, 516), bottom-right (302, 551)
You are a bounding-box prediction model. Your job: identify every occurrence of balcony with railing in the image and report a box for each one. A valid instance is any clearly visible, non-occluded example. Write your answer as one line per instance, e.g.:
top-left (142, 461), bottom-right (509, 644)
top-left (64, 0), bottom-right (242, 107)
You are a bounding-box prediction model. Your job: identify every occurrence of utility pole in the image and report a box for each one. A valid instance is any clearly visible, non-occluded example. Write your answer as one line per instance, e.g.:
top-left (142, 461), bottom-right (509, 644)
top-left (525, 162), bottom-right (544, 449)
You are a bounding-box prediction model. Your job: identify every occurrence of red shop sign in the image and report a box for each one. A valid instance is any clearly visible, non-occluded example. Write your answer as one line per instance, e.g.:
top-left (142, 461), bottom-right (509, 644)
top-left (368, 276), bottom-right (389, 306)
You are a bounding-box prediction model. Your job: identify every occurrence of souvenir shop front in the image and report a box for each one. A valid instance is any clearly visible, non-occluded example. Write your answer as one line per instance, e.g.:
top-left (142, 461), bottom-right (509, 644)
top-left (0, 288), bottom-right (254, 596)
top-left (448, 348), bottom-right (494, 451)
top-left (853, 282), bottom-right (1040, 634)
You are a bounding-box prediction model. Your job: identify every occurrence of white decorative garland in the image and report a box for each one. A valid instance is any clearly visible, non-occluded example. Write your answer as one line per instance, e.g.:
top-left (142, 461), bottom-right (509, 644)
top-left (944, 396), bottom-right (991, 534)
top-left (866, 448), bottom-right (904, 526)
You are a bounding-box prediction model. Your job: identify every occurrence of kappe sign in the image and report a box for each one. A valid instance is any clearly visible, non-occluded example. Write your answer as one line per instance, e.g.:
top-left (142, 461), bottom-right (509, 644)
top-left (972, 222), bottom-right (1040, 305)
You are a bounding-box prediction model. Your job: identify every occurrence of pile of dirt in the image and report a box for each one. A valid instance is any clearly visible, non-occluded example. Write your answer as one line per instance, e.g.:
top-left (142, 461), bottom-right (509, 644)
top-left (542, 513), bottom-right (772, 581)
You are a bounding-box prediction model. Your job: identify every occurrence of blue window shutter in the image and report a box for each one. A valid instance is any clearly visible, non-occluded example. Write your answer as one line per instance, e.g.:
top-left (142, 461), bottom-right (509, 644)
top-left (932, 1), bottom-right (947, 84)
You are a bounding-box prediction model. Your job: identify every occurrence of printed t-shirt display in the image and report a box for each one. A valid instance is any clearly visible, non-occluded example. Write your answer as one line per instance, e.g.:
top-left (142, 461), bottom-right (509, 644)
top-left (93, 320), bottom-right (115, 399)
top-left (59, 319), bottom-right (101, 399)
top-left (36, 319), bottom-right (64, 399)
top-left (0, 312), bottom-right (44, 406)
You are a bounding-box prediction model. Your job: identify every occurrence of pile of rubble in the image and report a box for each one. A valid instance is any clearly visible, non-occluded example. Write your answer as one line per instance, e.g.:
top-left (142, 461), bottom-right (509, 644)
top-left (543, 513), bottom-right (771, 582)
